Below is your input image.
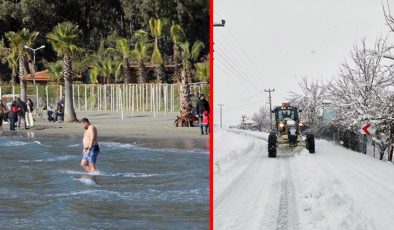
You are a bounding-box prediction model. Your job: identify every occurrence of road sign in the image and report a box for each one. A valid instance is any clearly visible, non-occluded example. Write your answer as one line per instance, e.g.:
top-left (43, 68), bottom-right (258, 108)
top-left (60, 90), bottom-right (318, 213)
top-left (361, 123), bottom-right (372, 136)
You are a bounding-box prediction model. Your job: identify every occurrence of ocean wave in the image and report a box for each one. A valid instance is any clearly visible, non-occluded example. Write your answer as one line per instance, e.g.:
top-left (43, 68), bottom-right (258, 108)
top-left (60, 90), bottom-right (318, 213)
top-left (32, 141), bottom-right (50, 147)
top-left (59, 170), bottom-right (160, 178)
top-left (46, 188), bottom-right (207, 201)
top-left (75, 177), bottom-right (97, 186)
top-left (0, 141), bottom-right (30, 147)
top-left (100, 141), bottom-right (207, 154)
top-left (20, 155), bottom-right (75, 163)
top-left (0, 140), bottom-right (51, 147)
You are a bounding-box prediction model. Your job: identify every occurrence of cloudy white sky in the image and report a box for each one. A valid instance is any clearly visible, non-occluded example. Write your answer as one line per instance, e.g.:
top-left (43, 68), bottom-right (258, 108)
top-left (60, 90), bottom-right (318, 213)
top-left (213, 0), bottom-right (394, 126)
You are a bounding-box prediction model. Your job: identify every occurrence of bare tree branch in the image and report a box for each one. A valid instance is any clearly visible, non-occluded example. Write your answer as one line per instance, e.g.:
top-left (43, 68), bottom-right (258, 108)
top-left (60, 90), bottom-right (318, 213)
top-left (383, 0), bottom-right (394, 32)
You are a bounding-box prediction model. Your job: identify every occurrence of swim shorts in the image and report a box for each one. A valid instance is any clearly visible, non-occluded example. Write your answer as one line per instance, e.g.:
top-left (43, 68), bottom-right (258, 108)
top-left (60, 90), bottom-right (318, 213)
top-left (82, 145), bottom-right (100, 164)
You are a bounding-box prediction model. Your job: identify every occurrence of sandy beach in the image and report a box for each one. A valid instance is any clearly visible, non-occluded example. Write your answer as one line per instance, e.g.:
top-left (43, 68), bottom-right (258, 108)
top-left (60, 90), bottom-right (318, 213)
top-left (1, 111), bottom-right (209, 149)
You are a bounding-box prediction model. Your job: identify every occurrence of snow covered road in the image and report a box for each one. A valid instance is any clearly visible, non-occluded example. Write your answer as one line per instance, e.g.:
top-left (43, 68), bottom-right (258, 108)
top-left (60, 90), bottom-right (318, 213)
top-left (214, 129), bottom-right (394, 230)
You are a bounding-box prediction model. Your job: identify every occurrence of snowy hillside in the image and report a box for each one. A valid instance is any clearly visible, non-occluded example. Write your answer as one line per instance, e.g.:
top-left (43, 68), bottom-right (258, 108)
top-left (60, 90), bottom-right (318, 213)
top-left (214, 129), bottom-right (394, 230)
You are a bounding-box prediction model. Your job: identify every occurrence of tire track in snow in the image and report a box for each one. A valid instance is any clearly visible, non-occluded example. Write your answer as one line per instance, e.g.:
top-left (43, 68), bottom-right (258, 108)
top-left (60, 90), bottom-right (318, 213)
top-left (214, 141), bottom-right (262, 209)
top-left (276, 159), bottom-right (299, 230)
top-left (262, 158), bottom-right (299, 230)
top-left (214, 140), bottom-right (279, 230)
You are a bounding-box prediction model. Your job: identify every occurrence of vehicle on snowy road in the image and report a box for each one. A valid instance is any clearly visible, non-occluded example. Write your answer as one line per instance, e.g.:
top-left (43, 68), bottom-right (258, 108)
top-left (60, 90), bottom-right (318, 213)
top-left (268, 103), bottom-right (315, 157)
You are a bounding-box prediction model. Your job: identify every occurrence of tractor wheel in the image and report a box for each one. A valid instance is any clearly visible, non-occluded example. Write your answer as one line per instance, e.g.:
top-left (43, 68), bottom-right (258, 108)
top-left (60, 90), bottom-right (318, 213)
top-left (268, 132), bottom-right (277, 158)
top-left (306, 134), bottom-right (315, 153)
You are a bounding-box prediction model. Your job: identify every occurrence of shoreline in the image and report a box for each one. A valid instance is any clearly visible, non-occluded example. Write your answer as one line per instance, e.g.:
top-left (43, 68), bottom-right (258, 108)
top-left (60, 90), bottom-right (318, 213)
top-left (0, 111), bottom-right (209, 150)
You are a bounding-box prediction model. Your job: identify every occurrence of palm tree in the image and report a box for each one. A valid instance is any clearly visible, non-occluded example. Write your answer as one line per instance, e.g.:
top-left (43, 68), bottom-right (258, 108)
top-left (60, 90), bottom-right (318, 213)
top-left (149, 18), bottom-right (166, 83)
top-left (132, 30), bottom-right (150, 83)
top-left (46, 61), bottom-right (63, 85)
top-left (7, 51), bottom-right (18, 86)
top-left (5, 29), bottom-right (39, 101)
top-left (92, 41), bottom-right (122, 84)
top-left (195, 61), bottom-right (209, 83)
top-left (170, 22), bottom-right (184, 65)
top-left (170, 22), bottom-right (185, 83)
top-left (91, 56), bottom-right (122, 84)
top-left (47, 22), bottom-right (81, 122)
top-left (178, 40), bottom-right (204, 119)
top-left (116, 38), bottom-right (132, 83)
top-left (0, 41), bottom-right (18, 86)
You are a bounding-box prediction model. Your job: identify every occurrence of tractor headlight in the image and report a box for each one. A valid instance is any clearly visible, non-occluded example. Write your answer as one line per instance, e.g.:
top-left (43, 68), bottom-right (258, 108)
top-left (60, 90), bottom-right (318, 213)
top-left (279, 122), bottom-right (284, 128)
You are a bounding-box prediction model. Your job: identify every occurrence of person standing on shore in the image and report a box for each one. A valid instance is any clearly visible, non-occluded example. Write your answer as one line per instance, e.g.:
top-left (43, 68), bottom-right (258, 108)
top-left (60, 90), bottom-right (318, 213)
top-left (80, 118), bottom-right (100, 173)
top-left (196, 94), bottom-right (210, 135)
top-left (15, 97), bottom-right (27, 130)
top-left (0, 99), bottom-right (8, 130)
top-left (8, 101), bottom-right (18, 131)
top-left (202, 111), bottom-right (209, 135)
top-left (26, 98), bottom-right (34, 128)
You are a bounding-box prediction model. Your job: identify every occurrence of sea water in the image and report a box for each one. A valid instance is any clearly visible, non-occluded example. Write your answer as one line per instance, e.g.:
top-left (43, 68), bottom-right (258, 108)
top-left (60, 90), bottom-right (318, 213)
top-left (0, 134), bottom-right (208, 229)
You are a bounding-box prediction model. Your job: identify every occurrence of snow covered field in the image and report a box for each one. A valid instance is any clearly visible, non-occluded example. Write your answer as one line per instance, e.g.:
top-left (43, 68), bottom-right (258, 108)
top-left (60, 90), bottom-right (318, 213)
top-left (214, 129), bottom-right (394, 230)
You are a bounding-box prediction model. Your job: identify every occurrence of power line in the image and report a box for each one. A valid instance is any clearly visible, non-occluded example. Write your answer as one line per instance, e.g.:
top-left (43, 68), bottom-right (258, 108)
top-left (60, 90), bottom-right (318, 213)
top-left (215, 31), bottom-right (262, 85)
top-left (215, 41), bottom-right (265, 91)
top-left (227, 29), bottom-right (266, 84)
top-left (215, 59), bottom-right (257, 91)
top-left (223, 91), bottom-right (265, 105)
top-left (215, 45), bottom-right (264, 93)
top-left (216, 28), bottom-right (266, 87)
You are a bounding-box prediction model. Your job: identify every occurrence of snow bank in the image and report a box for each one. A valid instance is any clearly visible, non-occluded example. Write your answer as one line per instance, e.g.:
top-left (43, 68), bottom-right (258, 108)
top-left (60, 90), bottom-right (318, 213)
top-left (214, 129), bottom-right (255, 167)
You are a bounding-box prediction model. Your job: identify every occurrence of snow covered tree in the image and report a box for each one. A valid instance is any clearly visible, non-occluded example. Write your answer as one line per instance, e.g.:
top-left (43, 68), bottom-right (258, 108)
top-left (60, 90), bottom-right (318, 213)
top-left (383, 1), bottom-right (394, 34)
top-left (328, 38), bottom-right (394, 129)
top-left (251, 106), bottom-right (271, 132)
top-left (288, 77), bottom-right (327, 126)
top-left (327, 38), bottom-right (394, 160)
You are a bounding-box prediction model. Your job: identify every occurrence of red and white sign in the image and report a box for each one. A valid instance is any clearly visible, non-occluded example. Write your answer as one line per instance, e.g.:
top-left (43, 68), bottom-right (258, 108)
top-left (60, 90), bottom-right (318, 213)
top-left (361, 123), bottom-right (372, 136)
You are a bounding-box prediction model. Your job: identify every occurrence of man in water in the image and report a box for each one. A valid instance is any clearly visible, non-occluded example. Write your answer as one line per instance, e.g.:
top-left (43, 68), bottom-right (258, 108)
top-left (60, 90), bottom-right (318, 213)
top-left (80, 118), bottom-right (100, 173)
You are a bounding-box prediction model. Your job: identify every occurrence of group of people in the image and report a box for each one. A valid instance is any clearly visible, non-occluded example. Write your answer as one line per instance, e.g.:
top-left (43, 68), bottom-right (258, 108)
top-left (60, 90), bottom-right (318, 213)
top-left (0, 97), bottom-right (34, 131)
top-left (47, 96), bottom-right (64, 122)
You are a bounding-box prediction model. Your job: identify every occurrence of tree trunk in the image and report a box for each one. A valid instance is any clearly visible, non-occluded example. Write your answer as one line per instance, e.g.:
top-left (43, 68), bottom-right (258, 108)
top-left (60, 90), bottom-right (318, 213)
top-left (63, 55), bottom-right (78, 122)
top-left (154, 64), bottom-right (165, 83)
top-left (137, 60), bottom-right (146, 83)
top-left (11, 67), bottom-right (16, 86)
top-left (19, 56), bottom-right (27, 102)
top-left (173, 45), bottom-right (179, 64)
top-left (389, 124), bottom-right (394, 161)
top-left (123, 58), bottom-right (131, 84)
top-left (180, 66), bottom-right (192, 117)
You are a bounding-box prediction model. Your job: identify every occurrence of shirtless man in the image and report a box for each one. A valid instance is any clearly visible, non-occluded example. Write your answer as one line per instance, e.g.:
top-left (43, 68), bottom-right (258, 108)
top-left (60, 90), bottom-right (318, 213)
top-left (80, 118), bottom-right (100, 173)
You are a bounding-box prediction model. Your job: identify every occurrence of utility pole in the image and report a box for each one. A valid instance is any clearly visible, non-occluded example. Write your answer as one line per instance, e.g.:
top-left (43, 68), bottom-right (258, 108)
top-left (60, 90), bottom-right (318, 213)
top-left (215, 19), bottom-right (225, 129)
top-left (218, 104), bottom-right (224, 128)
top-left (264, 89), bottom-right (275, 130)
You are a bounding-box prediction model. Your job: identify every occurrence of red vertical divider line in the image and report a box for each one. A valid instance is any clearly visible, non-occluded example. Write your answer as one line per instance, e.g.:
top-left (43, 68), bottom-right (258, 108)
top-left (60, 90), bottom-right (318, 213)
top-left (209, 0), bottom-right (214, 228)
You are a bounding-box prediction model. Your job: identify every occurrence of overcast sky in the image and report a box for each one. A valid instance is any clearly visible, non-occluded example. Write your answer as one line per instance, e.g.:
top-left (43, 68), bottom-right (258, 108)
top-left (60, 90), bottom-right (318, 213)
top-left (214, 0), bottom-right (393, 126)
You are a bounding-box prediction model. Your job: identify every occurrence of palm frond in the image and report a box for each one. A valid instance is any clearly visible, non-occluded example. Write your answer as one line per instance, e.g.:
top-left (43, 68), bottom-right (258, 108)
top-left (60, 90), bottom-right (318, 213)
top-left (152, 49), bottom-right (163, 65)
top-left (191, 40), bottom-right (204, 62)
top-left (170, 22), bottom-right (185, 44)
top-left (46, 21), bottom-right (81, 57)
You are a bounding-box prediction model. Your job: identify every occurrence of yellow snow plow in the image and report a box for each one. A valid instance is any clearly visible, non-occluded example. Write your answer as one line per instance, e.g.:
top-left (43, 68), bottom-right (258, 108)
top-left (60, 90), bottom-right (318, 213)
top-left (268, 103), bottom-right (315, 157)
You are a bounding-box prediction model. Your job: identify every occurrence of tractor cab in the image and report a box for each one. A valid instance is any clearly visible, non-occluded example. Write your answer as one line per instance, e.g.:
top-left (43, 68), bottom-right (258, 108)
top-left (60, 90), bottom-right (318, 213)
top-left (273, 103), bottom-right (301, 133)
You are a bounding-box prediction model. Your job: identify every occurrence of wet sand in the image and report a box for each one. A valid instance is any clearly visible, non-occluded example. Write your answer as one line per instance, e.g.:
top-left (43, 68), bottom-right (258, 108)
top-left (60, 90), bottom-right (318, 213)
top-left (1, 111), bottom-right (208, 148)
